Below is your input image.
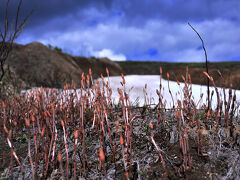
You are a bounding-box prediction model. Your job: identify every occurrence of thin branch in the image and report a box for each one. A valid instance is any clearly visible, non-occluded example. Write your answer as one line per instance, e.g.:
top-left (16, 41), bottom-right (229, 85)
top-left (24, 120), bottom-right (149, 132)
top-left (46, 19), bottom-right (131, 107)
top-left (0, 0), bottom-right (33, 81)
top-left (3, 0), bottom-right (10, 40)
top-left (188, 22), bottom-right (210, 110)
top-left (15, 0), bottom-right (22, 32)
top-left (0, 61), bottom-right (5, 81)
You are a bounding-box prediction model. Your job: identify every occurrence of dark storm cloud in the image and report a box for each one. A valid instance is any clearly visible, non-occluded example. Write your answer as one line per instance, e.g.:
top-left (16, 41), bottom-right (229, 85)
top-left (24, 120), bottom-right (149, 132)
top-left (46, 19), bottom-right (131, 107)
top-left (0, 0), bottom-right (113, 27)
top-left (111, 0), bottom-right (240, 26)
top-left (1, 0), bottom-right (239, 61)
top-left (2, 0), bottom-right (239, 29)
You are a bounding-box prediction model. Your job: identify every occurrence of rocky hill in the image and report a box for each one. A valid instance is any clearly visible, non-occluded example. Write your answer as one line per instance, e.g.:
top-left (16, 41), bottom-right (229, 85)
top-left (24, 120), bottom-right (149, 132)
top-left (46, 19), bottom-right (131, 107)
top-left (5, 42), bottom-right (123, 89)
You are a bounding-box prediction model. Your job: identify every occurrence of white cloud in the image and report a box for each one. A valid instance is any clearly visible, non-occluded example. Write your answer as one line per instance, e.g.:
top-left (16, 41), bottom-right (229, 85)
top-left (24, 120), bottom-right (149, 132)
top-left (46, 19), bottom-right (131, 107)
top-left (92, 48), bottom-right (126, 61)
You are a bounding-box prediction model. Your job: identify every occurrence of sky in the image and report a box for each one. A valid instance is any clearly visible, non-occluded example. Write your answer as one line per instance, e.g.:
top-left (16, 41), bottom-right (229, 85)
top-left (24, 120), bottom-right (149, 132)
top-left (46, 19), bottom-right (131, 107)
top-left (1, 0), bottom-right (240, 62)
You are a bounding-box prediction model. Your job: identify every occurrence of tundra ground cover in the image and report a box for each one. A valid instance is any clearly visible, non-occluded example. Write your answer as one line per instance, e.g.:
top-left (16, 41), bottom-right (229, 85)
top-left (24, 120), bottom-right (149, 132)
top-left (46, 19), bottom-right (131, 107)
top-left (0, 67), bottom-right (240, 179)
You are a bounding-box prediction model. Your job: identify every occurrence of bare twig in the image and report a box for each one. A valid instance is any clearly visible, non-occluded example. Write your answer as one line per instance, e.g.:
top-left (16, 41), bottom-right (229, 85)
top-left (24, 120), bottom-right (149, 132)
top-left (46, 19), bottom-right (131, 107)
top-left (0, 0), bottom-right (34, 81)
top-left (188, 22), bottom-right (210, 110)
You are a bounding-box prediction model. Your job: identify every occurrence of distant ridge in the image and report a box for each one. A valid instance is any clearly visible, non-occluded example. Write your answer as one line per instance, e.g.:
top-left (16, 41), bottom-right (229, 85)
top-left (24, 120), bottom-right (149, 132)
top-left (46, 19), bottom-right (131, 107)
top-left (117, 61), bottom-right (240, 90)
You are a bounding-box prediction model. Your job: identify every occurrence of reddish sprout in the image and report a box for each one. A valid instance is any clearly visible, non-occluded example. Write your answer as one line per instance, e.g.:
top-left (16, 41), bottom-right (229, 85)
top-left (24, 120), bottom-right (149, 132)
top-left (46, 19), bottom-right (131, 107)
top-left (149, 122), bottom-right (153, 130)
top-left (3, 125), bottom-right (8, 134)
top-left (166, 72), bottom-right (170, 79)
top-left (81, 72), bottom-right (85, 80)
top-left (181, 75), bottom-right (185, 81)
top-left (203, 71), bottom-right (210, 79)
top-left (25, 118), bottom-right (30, 127)
top-left (101, 74), bottom-right (104, 81)
top-left (41, 127), bottom-right (45, 137)
top-left (61, 120), bottom-right (65, 127)
top-left (99, 147), bottom-right (105, 162)
top-left (58, 151), bottom-right (62, 162)
top-left (121, 73), bottom-right (125, 84)
top-left (31, 114), bottom-right (35, 122)
top-left (74, 130), bottom-right (78, 139)
top-left (177, 80), bottom-right (180, 86)
top-left (2, 102), bottom-right (6, 109)
top-left (37, 94), bottom-right (40, 102)
top-left (115, 121), bottom-right (119, 127)
top-left (120, 135), bottom-right (124, 145)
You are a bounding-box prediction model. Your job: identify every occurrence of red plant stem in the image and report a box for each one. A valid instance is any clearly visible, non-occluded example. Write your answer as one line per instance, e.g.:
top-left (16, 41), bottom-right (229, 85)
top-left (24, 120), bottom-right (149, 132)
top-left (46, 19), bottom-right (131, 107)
top-left (176, 109), bottom-right (183, 162)
top-left (43, 145), bottom-right (48, 175)
top-left (28, 131), bottom-right (34, 180)
top-left (25, 118), bottom-right (35, 180)
top-left (51, 130), bottom-right (58, 165)
top-left (224, 88), bottom-right (232, 127)
top-left (91, 111), bottom-right (96, 129)
top-left (74, 130), bottom-right (78, 180)
top-left (82, 128), bottom-right (86, 176)
top-left (61, 120), bottom-right (69, 180)
top-left (230, 92), bottom-right (236, 127)
top-left (194, 108), bottom-right (202, 154)
top-left (99, 147), bottom-right (108, 180)
top-left (58, 152), bottom-right (65, 180)
top-left (7, 137), bottom-right (25, 178)
top-left (36, 116), bottom-right (41, 135)
top-left (199, 133), bottom-right (203, 155)
top-left (9, 144), bottom-right (13, 178)
top-left (33, 131), bottom-right (38, 175)
top-left (104, 111), bottom-right (113, 149)
top-left (184, 133), bottom-right (191, 168)
top-left (150, 135), bottom-right (166, 179)
top-left (2, 150), bottom-right (5, 168)
top-left (120, 135), bottom-right (127, 176)
top-left (36, 126), bottom-right (45, 170)
top-left (166, 73), bottom-right (175, 108)
top-left (180, 106), bottom-right (191, 168)
top-left (45, 133), bottom-right (54, 178)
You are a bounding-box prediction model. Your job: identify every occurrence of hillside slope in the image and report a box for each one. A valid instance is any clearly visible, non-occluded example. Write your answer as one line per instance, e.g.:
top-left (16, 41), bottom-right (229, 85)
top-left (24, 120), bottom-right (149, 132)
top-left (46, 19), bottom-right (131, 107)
top-left (6, 42), bottom-right (123, 89)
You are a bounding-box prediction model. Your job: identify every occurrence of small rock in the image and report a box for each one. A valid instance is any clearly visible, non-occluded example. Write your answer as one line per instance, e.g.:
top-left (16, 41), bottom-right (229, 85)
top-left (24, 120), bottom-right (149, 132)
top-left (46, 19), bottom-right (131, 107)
top-left (233, 125), bottom-right (240, 146)
top-left (200, 129), bottom-right (208, 136)
top-left (170, 126), bottom-right (178, 144)
top-left (222, 127), bottom-right (231, 138)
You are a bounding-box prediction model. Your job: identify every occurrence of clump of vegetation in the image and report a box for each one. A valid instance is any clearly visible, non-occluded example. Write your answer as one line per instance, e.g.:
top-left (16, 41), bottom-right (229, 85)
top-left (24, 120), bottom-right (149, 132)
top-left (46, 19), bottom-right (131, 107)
top-left (0, 65), bottom-right (25, 100)
top-left (47, 44), bottom-right (63, 53)
top-left (0, 67), bottom-right (239, 179)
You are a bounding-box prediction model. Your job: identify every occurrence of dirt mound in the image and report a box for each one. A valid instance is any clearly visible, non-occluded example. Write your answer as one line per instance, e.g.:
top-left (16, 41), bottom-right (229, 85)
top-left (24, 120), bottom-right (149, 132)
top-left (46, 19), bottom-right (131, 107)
top-left (5, 42), bottom-right (123, 89)
top-left (6, 42), bottom-right (83, 88)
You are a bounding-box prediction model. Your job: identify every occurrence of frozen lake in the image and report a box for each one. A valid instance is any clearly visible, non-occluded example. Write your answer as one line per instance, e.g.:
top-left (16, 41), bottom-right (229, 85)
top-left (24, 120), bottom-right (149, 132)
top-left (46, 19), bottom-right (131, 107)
top-left (98, 75), bottom-right (240, 109)
top-left (21, 75), bottom-right (240, 109)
